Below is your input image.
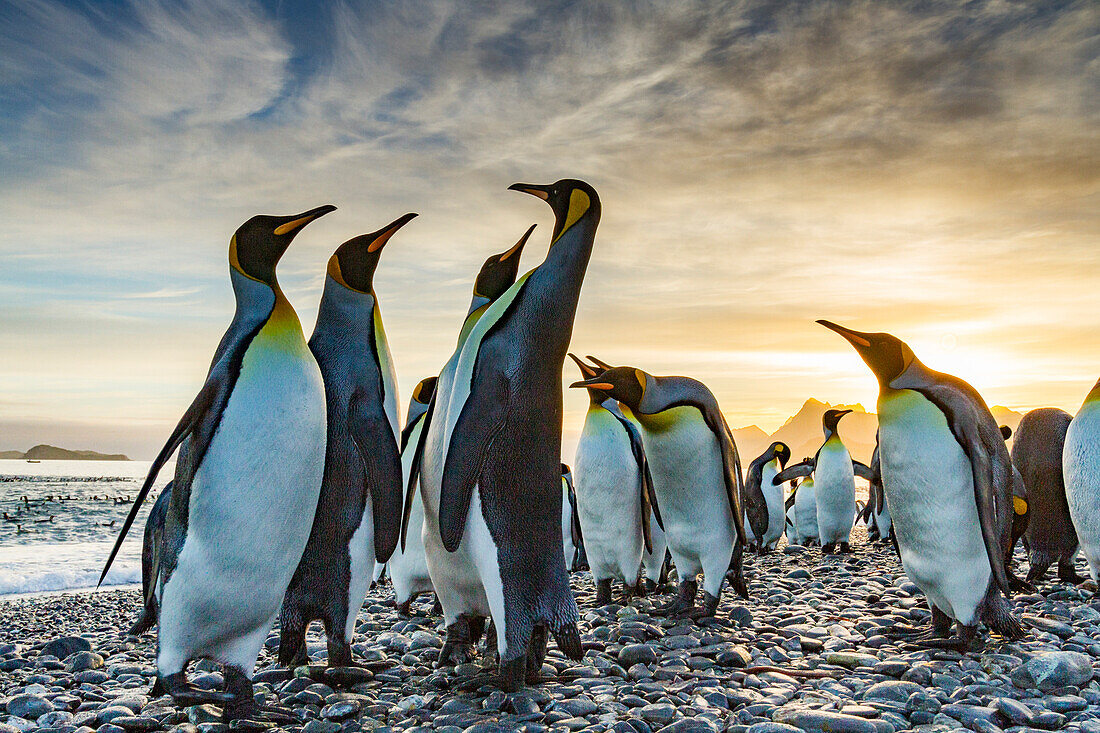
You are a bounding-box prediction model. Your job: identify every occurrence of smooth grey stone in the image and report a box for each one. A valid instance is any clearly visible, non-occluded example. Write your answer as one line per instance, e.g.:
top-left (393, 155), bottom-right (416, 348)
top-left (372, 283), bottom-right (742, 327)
top-left (940, 704), bottom-right (999, 727)
top-left (772, 708), bottom-right (883, 733)
top-left (1011, 652), bottom-right (1094, 692)
top-left (654, 721), bottom-right (718, 733)
top-left (6, 694), bottom-right (55, 720)
top-left (619, 645), bottom-right (658, 667)
top-left (556, 698), bottom-right (597, 717)
top-left (319, 700), bottom-right (361, 720)
top-left (748, 725), bottom-right (803, 733)
top-left (1031, 712), bottom-right (1067, 730)
top-left (993, 699), bottom-right (1035, 726)
top-left (640, 704), bottom-right (677, 725)
top-left (65, 652), bottom-right (104, 672)
top-left (865, 681), bottom-right (924, 703)
top-left (112, 717), bottom-right (163, 732)
top-left (40, 637), bottom-right (92, 660)
top-left (302, 721), bottom-right (341, 733)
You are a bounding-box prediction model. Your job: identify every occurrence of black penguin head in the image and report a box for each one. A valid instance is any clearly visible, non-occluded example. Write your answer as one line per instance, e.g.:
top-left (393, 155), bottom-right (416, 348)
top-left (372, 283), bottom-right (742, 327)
top-left (770, 441), bottom-right (792, 468)
top-left (817, 320), bottom-right (917, 388)
top-left (231, 204), bottom-right (336, 285)
top-left (473, 224), bottom-right (535, 300)
top-left (1000, 425), bottom-right (1012, 441)
top-left (822, 409), bottom-right (853, 436)
top-left (411, 376), bottom-right (437, 408)
top-left (561, 463), bottom-right (571, 476)
top-left (508, 179), bottom-right (601, 243)
top-left (327, 213), bottom-right (417, 293)
top-left (569, 365), bottom-right (647, 410)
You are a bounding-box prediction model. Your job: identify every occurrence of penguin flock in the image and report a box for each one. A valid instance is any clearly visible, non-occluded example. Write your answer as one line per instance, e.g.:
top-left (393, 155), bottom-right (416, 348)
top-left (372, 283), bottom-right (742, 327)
top-left (94, 179), bottom-right (1100, 722)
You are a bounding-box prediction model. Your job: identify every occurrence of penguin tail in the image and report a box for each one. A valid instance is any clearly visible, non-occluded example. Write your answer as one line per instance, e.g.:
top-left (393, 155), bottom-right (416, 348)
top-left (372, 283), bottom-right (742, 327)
top-left (552, 621), bottom-right (583, 661)
top-left (983, 589), bottom-right (1025, 641)
top-left (127, 598), bottom-right (157, 636)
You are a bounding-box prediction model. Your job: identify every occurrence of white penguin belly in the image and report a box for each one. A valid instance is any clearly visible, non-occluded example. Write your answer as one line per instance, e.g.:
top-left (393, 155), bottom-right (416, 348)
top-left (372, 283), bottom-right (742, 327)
top-left (795, 482), bottom-right (818, 544)
top-left (785, 504), bottom-right (798, 545)
top-left (878, 390), bottom-right (990, 624)
top-left (575, 412), bottom-right (645, 585)
top-left (159, 338), bottom-right (326, 673)
top-left (814, 443), bottom-right (857, 545)
top-left (761, 462), bottom-right (785, 548)
top-left (639, 408), bottom-right (734, 596)
top-left (1065, 402), bottom-right (1100, 583)
top-left (390, 422), bottom-right (434, 604)
top-left (419, 363), bottom-right (494, 636)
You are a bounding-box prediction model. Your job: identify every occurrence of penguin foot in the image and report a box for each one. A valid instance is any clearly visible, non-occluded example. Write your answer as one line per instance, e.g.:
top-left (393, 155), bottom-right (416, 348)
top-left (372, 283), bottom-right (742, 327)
top-left (1058, 562), bottom-right (1087, 585)
top-left (498, 655), bottom-right (526, 692)
top-left (160, 672), bottom-right (233, 708)
top-left (595, 578), bottom-right (613, 606)
top-left (395, 598), bottom-right (413, 617)
top-left (621, 583), bottom-right (638, 604)
top-left (685, 592), bottom-right (721, 621)
top-left (838, 542), bottom-right (852, 554)
top-left (438, 616), bottom-right (477, 668)
top-left (431, 596), bottom-right (444, 615)
top-left (1008, 573), bottom-right (1036, 594)
top-left (643, 579), bottom-right (659, 595)
top-left (652, 579), bottom-right (697, 617)
top-left (526, 625), bottom-right (548, 684)
top-left (821, 542), bottom-right (836, 554)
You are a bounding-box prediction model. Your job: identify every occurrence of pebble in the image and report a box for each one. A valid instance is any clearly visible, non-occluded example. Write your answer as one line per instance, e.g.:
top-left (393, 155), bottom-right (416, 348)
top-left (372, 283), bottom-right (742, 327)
top-left (1011, 651), bottom-right (1095, 691)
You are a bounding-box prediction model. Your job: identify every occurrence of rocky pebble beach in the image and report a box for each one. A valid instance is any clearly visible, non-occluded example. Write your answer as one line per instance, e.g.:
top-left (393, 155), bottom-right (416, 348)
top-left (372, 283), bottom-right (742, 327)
top-left (3, 529), bottom-right (1099, 733)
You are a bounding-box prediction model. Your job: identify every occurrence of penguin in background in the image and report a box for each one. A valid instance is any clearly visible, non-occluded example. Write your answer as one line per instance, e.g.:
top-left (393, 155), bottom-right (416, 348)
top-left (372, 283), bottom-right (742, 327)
top-left (774, 410), bottom-right (872, 553)
top-left (278, 213), bottom-right (413, 669)
top-left (418, 180), bottom-right (600, 691)
top-left (99, 206), bottom-right (335, 720)
top-left (866, 444), bottom-right (892, 544)
top-left (1063, 379), bottom-right (1100, 583)
top-left (792, 474), bottom-right (819, 546)
top-left (389, 376), bottom-right (439, 616)
top-left (819, 320), bottom-right (1025, 649)
top-left (569, 354), bottom-right (661, 604)
top-left (745, 442), bottom-right (791, 553)
top-left (584, 355), bottom-right (669, 593)
top-left (1012, 409), bottom-right (1083, 583)
top-left (999, 425), bottom-right (1032, 589)
top-left (129, 482), bottom-right (173, 636)
top-left (571, 365), bottom-right (750, 618)
top-left (560, 463), bottom-right (586, 572)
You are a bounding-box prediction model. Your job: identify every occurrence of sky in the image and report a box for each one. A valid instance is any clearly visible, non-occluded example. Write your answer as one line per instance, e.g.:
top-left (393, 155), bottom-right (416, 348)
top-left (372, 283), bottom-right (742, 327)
top-left (0, 0), bottom-right (1097, 460)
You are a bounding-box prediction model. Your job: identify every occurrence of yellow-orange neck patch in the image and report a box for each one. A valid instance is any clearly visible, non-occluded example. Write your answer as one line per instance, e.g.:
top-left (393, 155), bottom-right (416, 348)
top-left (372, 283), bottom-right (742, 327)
top-left (552, 189), bottom-right (590, 244)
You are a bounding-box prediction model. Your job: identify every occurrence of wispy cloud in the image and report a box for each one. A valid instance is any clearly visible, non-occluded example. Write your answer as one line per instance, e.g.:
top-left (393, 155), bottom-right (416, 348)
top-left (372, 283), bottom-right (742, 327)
top-left (0, 0), bottom-right (1096, 455)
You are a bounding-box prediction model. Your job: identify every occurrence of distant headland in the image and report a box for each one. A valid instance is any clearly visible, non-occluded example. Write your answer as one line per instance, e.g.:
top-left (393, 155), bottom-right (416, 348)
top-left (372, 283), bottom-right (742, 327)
top-left (0, 444), bottom-right (130, 461)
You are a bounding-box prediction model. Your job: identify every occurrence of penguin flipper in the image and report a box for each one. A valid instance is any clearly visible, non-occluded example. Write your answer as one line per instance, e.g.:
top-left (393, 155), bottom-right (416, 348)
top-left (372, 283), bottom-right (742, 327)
top-left (401, 397), bottom-right (435, 551)
top-left (774, 461), bottom-right (814, 485)
top-left (144, 483), bottom-right (172, 610)
top-left (852, 460), bottom-right (874, 482)
top-left (609, 404), bottom-right (663, 538)
top-left (98, 364), bottom-right (236, 587)
top-left (901, 379), bottom-right (1015, 597)
top-left (440, 370), bottom-right (510, 552)
top-left (349, 390), bottom-right (404, 564)
top-left (566, 475), bottom-right (584, 551)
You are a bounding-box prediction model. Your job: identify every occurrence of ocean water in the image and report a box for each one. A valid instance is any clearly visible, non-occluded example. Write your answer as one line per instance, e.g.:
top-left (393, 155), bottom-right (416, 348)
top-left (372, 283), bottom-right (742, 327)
top-left (0, 460), bottom-right (167, 596)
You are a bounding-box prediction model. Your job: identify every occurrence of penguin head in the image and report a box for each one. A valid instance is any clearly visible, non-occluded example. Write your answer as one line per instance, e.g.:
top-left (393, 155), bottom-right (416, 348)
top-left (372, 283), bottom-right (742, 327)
top-left (561, 462), bottom-right (571, 476)
top-left (569, 365), bottom-right (647, 410)
top-left (473, 225), bottom-right (536, 301)
top-left (999, 425), bottom-right (1012, 441)
top-left (568, 353), bottom-right (609, 404)
top-left (508, 179), bottom-right (601, 243)
top-left (231, 205), bottom-right (336, 285)
top-left (770, 441), bottom-right (792, 468)
top-left (411, 376), bottom-right (438, 408)
top-left (817, 320), bottom-right (916, 388)
top-left (327, 213), bottom-right (417, 293)
top-left (822, 408), bottom-right (853, 437)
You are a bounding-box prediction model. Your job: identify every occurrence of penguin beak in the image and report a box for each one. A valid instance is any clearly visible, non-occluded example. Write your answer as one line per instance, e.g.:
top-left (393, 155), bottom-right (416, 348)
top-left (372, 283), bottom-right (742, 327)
top-left (570, 377), bottom-right (614, 390)
top-left (567, 353), bottom-right (598, 379)
top-left (273, 204), bottom-right (337, 236)
top-left (838, 409), bottom-right (853, 417)
top-left (500, 224), bottom-right (536, 261)
top-left (508, 183), bottom-right (551, 200)
top-left (817, 320), bottom-right (872, 349)
top-left (368, 212), bottom-right (418, 253)
top-left (585, 355), bottom-right (615, 371)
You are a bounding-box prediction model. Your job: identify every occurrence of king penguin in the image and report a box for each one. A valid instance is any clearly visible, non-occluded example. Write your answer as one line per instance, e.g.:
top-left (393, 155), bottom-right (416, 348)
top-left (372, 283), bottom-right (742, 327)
top-left (569, 354), bottom-right (661, 604)
top-left (745, 442), bottom-right (791, 553)
top-left (819, 320), bottom-right (1024, 649)
top-left (774, 410), bottom-right (872, 553)
top-left (99, 206), bottom-right (335, 720)
top-left (1013, 408), bottom-right (1082, 583)
top-left (560, 463), bottom-right (586, 572)
top-left (277, 214), bottom-right (413, 669)
top-left (418, 180), bottom-right (599, 690)
top-left (571, 365), bottom-right (749, 618)
top-left (389, 376), bottom-right (439, 615)
top-left (399, 226), bottom-right (535, 648)
top-left (791, 475), bottom-right (819, 546)
top-left (1063, 378), bottom-right (1100, 583)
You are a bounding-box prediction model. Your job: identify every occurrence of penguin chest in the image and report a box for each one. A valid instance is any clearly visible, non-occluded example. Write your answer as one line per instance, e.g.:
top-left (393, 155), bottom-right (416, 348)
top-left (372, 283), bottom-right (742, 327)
top-left (178, 331), bottom-right (326, 614)
top-left (575, 411), bottom-right (644, 575)
top-left (878, 389), bottom-right (989, 620)
top-left (794, 483), bottom-right (818, 538)
top-left (760, 461), bottom-right (784, 543)
top-left (814, 442), bottom-right (856, 541)
top-left (1065, 401), bottom-right (1100, 571)
top-left (639, 408), bottom-right (729, 551)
